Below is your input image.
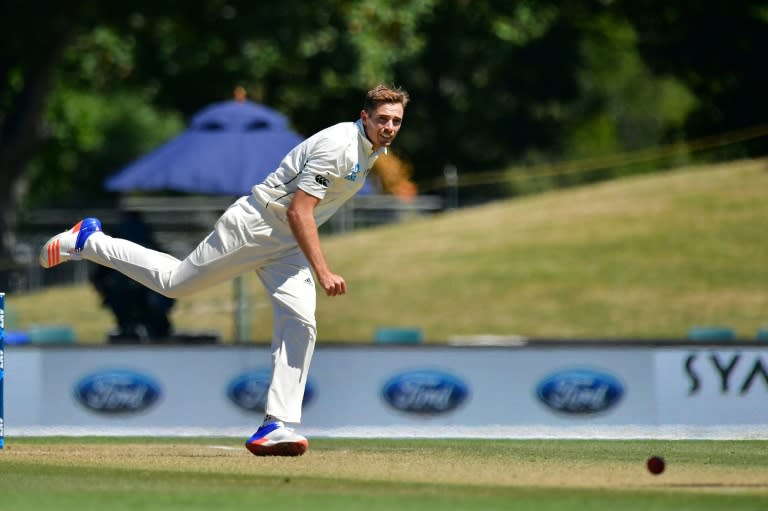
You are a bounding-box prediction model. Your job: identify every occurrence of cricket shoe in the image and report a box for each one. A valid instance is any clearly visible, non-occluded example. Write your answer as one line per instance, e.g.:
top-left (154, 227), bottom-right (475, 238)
top-left (245, 421), bottom-right (308, 457)
top-left (39, 217), bottom-right (102, 268)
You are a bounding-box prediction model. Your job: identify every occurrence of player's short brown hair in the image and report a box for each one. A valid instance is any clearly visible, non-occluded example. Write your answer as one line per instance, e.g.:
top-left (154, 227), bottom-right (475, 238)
top-left (364, 85), bottom-right (410, 114)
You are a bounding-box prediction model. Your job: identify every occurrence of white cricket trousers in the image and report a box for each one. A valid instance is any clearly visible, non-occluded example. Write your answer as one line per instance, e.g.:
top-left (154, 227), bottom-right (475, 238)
top-left (80, 194), bottom-right (316, 424)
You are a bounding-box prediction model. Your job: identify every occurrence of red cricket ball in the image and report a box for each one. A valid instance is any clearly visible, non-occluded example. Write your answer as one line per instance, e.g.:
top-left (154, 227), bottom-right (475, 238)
top-left (646, 455), bottom-right (665, 475)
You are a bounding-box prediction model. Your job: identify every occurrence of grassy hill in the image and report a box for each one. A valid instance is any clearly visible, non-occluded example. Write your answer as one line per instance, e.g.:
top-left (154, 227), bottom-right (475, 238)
top-left (6, 158), bottom-right (768, 343)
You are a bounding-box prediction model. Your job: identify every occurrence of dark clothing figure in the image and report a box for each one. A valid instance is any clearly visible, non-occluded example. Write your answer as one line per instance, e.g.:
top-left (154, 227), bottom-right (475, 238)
top-left (90, 211), bottom-right (175, 341)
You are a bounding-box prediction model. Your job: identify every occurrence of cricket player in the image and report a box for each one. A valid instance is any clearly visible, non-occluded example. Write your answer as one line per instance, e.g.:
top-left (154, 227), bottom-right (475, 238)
top-left (39, 84), bottom-right (409, 456)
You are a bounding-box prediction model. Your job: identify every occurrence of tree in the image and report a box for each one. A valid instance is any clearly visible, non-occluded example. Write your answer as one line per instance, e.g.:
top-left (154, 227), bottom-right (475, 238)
top-left (392, 0), bottom-right (584, 198)
top-left (4, 0), bottom-right (766, 264)
top-left (0, 0), bottom-right (434, 260)
top-left (613, 0), bottom-right (768, 156)
top-left (1, 6), bottom-right (74, 259)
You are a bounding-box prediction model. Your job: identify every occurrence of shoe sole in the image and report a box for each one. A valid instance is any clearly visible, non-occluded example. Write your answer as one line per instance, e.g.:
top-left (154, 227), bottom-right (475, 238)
top-left (245, 440), bottom-right (308, 457)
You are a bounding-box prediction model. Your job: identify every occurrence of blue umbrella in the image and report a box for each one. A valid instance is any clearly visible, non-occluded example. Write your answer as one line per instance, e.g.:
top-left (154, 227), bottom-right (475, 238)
top-left (105, 99), bottom-right (306, 196)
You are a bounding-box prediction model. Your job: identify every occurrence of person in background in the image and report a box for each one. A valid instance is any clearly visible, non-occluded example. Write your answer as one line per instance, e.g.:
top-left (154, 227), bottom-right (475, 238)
top-left (39, 84), bottom-right (409, 456)
top-left (89, 210), bottom-right (175, 342)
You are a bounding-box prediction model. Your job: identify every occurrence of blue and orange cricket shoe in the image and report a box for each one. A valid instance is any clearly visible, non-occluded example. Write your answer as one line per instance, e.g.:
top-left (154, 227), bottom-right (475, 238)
top-left (39, 217), bottom-right (102, 268)
top-left (245, 420), bottom-right (309, 457)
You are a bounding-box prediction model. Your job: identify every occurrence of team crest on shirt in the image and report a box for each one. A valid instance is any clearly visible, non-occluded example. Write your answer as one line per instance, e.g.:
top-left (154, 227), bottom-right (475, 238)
top-left (344, 163), bottom-right (361, 182)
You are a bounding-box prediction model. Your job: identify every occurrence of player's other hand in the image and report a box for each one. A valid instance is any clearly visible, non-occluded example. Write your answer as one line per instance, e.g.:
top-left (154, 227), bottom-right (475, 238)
top-left (318, 272), bottom-right (347, 296)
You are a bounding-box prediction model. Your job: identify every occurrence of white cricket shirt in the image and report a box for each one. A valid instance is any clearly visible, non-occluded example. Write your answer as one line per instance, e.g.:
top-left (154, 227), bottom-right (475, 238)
top-left (251, 119), bottom-right (386, 227)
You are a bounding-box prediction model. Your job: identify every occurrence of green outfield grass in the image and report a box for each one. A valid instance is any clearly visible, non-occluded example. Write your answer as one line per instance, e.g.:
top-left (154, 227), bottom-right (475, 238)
top-left (7, 157), bottom-right (768, 342)
top-left (0, 438), bottom-right (766, 510)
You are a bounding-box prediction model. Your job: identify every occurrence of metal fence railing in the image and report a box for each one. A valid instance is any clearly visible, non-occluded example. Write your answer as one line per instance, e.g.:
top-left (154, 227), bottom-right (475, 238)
top-left (3, 194), bottom-right (444, 294)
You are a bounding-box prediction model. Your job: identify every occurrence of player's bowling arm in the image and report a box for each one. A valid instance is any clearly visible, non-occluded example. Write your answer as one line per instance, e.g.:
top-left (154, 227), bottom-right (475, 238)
top-left (286, 190), bottom-right (347, 296)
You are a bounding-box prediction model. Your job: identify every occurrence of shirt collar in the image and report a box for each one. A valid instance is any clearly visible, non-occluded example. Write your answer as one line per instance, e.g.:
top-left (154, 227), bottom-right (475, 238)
top-left (356, 118), bottom-right (388, 157)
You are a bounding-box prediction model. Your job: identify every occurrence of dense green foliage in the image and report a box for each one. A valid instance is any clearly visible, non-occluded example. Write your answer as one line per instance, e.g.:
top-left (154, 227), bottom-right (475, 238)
top-left (1, 0), bottom-right (767, 258)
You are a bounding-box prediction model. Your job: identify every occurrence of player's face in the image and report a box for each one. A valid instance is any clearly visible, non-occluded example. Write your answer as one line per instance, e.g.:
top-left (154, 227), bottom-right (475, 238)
top-left (361, 103), bottom-right (404, 151)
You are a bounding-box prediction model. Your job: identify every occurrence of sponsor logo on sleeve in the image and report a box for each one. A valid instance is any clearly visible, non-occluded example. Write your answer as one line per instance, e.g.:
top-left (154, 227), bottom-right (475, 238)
top-left (344, 163), bottom-right (361, 182)
top-left (315, 175), bottom-right (330, 187)
top-left (74, 370), bottom-right (162, 414)
top-left (227, 368), bottom-right (315, 412)
top-left (535, 368), bottom-right (624, 415)
top-left (381, 369), bottom-right (470, 415)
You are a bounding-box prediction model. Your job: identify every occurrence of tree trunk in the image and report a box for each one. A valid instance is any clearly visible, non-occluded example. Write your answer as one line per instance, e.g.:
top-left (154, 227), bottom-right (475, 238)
top-left (0, 27), bottom-right (73, 261)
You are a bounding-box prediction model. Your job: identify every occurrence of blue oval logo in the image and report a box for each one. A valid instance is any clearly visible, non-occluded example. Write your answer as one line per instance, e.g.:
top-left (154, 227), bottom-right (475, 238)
top-left (227, 369), bottom-right (315, 413)
top-left (536, 368), bottom-right (624, 415)
top-left (382, 370), bottom-right (470, 415)
top-left (74, 370), bottom-right (161, 414)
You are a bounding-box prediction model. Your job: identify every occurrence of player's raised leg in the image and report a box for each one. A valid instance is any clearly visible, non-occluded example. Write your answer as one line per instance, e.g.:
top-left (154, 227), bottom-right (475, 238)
top-left (38, 197), bottom-right (277, 299)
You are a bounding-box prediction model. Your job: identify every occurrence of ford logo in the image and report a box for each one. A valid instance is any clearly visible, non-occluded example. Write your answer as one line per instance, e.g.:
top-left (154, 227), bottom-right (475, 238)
top-left (536, 368), bottom-right (624, 415)
top-left (74, 370), bottom-right (161, 414)
top-left (227, 369), bottom-right (315, 412)
top-left (382, 370), bottom-right (470, 415)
